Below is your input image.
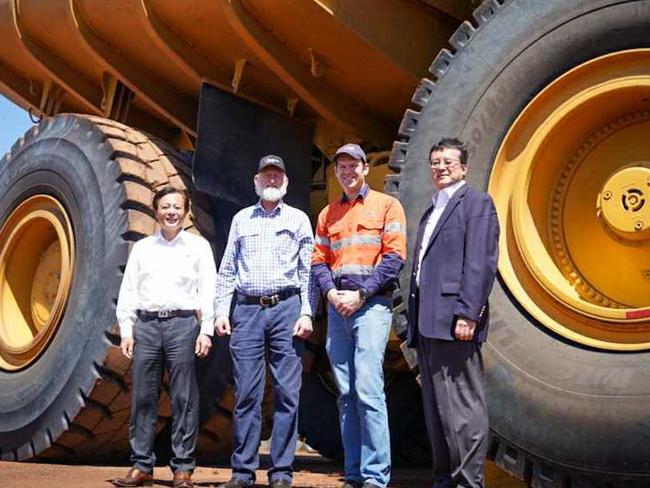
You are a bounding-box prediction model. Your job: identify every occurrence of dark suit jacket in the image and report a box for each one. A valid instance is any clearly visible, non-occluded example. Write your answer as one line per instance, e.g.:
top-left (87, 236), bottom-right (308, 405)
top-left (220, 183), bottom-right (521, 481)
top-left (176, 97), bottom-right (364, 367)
top-left (407, 184), bottom-right (499, 347)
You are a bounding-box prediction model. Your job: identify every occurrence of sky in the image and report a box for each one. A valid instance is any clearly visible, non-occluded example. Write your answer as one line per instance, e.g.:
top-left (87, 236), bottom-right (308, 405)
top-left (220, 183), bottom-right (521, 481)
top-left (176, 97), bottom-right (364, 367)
top-left (0, 94), bottom-right (33, 157)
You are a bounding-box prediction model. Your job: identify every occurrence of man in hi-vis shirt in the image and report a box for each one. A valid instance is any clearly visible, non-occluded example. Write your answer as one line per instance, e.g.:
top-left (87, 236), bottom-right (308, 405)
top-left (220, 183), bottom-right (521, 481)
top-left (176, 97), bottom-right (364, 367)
top-left (312, 143), bottom-right (406, 488)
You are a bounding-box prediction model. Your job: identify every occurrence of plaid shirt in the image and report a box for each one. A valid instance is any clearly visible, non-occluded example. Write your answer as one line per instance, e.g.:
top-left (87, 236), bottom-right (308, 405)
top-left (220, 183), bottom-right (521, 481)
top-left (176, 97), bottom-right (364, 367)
top-left (215, 200), bottom-right (314, 317)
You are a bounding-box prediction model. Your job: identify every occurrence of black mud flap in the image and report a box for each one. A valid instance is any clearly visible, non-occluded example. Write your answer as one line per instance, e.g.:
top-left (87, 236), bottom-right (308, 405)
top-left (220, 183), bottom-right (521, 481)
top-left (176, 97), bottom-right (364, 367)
top-left (193, 81), bottom-right (314, 260)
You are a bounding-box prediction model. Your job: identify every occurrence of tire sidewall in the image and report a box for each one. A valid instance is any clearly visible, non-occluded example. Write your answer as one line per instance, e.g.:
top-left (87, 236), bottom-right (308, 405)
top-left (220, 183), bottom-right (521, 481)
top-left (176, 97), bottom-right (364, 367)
top-left (0, 117), bottom-right (127, 455)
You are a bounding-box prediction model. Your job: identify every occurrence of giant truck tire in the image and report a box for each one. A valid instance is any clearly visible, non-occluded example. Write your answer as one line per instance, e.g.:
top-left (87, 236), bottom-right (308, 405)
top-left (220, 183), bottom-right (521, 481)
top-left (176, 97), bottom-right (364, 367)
top-left (0, 114), bottom-right (242, 463)
top-left (299, 297), bottom-right (431, 466)
top-left (389, 0), bottom-right (650, 486)
top-left (299, 354), bottom-right (431, 466)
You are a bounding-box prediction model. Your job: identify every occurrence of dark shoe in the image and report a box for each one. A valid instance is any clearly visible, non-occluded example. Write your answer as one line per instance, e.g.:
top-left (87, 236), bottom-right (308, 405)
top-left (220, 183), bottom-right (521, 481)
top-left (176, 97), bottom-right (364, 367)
top-left (109, 468), bottom-right (154, 487)
top-left (270, 480), bottom-right (291, 488)
top-left (432, 474), bottom-right (453, 488)
top-left (220, 479), bottom-right (252, 488)
top-left (340, 481), bottom-right (363, 488)
top-left (173, 471), bottom-right (194, 488)
top-left (361, 483), bottom-right (382, 488)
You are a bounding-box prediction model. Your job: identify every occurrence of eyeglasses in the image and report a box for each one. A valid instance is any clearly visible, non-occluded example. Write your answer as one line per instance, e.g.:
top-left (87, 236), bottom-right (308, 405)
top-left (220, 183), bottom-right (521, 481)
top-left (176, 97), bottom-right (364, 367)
top-left (429, 158), bottom-right (462, 168)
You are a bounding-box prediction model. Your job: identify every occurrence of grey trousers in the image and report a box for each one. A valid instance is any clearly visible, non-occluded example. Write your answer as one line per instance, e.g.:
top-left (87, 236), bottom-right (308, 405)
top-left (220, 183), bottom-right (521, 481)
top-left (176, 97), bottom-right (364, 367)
top-left (417, 336), bottom-right (488, 488)
top-left (129, 315), bottom-right (200, 473)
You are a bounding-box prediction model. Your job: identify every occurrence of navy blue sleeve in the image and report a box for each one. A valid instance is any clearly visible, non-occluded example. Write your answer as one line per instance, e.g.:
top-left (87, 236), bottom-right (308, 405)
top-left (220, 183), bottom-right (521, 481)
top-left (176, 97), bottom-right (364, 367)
top-left (453, 194), bottom-right (500, 321)
top-left (360, 253), bottom-right (404, 297)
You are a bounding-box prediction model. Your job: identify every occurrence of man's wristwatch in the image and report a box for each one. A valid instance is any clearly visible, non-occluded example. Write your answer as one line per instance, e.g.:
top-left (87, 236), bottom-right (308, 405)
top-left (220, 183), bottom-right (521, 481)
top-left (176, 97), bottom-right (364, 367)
top-left (358, 287), bottom-right (370, 301)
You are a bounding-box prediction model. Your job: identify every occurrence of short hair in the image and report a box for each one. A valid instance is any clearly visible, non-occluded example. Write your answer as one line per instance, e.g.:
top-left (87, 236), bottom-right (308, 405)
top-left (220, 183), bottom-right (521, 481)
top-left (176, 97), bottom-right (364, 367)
top-left (152, 186), bottom-right (189, 212)
top-left (429, 137), bottom-right (468, 165)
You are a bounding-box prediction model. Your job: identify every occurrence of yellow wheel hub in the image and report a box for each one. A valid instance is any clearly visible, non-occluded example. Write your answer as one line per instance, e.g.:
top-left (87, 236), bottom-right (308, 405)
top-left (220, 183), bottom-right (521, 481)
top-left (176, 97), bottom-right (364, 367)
top-left (489, 50), bottom-right (650, 350)
top-left (597, 164), bottom-right (650, 240)
top-left (0, 195), bottom-right (75, 370)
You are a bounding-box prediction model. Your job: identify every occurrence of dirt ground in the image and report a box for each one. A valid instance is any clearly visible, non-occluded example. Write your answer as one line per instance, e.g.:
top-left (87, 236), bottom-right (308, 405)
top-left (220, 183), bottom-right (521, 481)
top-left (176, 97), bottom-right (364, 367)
top-left (0, 456), bottom-right (525, 488)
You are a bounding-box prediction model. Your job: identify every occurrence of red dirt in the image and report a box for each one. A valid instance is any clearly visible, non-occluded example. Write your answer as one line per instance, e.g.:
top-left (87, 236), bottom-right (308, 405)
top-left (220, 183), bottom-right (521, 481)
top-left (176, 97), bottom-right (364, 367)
top-left (0, 456), bottom-right (525, 488)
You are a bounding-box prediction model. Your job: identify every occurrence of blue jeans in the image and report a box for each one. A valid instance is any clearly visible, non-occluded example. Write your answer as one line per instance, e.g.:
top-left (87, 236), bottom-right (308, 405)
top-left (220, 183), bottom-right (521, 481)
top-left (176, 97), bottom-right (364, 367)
top-left (326, 296), bottom-right (392, 488)
top-left (229, 294), bottom-right (303, 485)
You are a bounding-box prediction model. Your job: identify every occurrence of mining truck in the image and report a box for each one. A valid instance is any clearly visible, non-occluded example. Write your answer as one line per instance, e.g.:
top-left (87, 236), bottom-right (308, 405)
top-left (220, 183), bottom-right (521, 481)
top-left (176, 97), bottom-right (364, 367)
top-left (1, 1), bottom-right (649, 486)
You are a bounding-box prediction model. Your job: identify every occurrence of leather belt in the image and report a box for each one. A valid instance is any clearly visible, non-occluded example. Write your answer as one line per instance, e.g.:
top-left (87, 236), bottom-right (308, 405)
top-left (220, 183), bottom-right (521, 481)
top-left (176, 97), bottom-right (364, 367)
top-left (333, 278), bottom-right (394, 298)
top-left (137, 309), bottom-right (196, 320)
top-left (334, 287), bottom-right (392, 299)
top-left (237, 288), bottom-right (300, 308)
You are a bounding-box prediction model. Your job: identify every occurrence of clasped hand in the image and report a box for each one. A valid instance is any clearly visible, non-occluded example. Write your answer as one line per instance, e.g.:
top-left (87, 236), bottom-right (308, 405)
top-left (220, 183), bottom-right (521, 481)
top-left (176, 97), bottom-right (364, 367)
top-left (327, 289), bottom-right (365, 317)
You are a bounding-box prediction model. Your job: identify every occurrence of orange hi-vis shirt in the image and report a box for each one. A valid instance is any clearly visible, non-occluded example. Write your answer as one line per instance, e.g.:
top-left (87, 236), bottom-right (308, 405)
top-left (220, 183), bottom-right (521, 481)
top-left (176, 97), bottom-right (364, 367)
top-left (311, 185), bottom-right (407, 297)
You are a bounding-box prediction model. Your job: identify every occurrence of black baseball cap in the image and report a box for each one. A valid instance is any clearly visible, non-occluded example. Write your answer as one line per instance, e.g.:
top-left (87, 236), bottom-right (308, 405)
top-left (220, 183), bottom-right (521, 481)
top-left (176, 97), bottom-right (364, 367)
top-left (258, 154), bottom-right (286, 173)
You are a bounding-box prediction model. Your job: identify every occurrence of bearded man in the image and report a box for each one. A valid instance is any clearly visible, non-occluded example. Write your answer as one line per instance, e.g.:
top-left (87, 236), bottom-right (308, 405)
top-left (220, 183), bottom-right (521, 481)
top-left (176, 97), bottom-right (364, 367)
top-left (214, 155), bottom-right (314, 488)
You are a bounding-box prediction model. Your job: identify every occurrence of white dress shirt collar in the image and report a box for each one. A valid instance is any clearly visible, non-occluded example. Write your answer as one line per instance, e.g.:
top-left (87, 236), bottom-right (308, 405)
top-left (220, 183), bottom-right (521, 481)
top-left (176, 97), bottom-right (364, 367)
top-left (154, 229), bottom-right (187, 246)
top-left (432, 179), bottom-right (466, 208)
top-left (416, 179), bottom-right (466, 286)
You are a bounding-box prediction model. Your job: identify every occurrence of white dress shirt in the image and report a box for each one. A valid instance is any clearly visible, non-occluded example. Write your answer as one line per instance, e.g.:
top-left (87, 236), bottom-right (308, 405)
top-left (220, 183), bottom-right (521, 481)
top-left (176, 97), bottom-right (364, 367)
top-left (416, 180), bottom-right (466, 285)
top-left (116, 230), bottom-right (217, 338)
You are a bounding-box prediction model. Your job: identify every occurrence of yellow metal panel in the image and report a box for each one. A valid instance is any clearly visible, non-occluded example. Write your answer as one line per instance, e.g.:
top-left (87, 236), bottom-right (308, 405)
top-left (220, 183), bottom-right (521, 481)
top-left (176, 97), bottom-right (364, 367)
top-left (151, 0), bottom-right (297, 108)
top-left (0, 0), bottom-right (465, 145)
top-left (11, 0), bottom-right (102, 115)
top-left (420, 0), bottom-right (476, 20)
top-left (69, 0), bottom-right (197, 134)
top-left (312, 0), bottom-right (462, 75)
top-left (0, 61), bottom-right (39, 112)
top-left (222, 0), bottom-right (394, 142)
top-left (0, 1), bottom-right (59, 113)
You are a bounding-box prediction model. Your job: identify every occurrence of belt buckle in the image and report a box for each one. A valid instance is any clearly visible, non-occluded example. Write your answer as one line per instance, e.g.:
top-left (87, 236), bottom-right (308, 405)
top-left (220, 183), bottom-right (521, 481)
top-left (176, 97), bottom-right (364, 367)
top-left (259, 294), bottom-right (280, 308)
top-left (157, 310), bottom-right (171, 318)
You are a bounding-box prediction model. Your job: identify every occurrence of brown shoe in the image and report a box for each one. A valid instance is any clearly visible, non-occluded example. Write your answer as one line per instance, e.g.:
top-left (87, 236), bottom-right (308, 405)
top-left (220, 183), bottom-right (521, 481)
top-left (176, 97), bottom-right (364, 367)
top-left (109, 468), bottom-right (154, 487)
top-left (173, 471), bottom-right (194, 488)
top-left (270, 480), bottom-right (291, 488)
top-left (340, 482), bottom-right (363, 488)
top-left (220, 479), bottom-right (253, 488)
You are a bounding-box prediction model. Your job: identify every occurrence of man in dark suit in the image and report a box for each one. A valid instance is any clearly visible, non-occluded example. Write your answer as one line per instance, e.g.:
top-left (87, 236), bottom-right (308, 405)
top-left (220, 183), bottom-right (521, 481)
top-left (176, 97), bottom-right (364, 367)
top-left (407, 138), bottom-right (499, 488)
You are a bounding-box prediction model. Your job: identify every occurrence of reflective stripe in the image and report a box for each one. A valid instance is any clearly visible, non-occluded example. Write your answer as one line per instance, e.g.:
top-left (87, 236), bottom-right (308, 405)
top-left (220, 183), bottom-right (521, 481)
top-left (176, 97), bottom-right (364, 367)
top-left (331, 235), bottom-right (382, 251)
top-left (315, 236), bottom-right (330, 247)
top-left (384, 221), bottom-right (404, 233)
top-left (384, 222), bottom-right (404, 233)
top-left (332, 264), bottom-right (375, 277)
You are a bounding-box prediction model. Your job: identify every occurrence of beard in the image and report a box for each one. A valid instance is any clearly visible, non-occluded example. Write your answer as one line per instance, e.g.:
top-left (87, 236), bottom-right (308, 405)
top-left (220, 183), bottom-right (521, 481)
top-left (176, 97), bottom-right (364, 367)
top-left (255, 178), bottom-right (288, 202)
